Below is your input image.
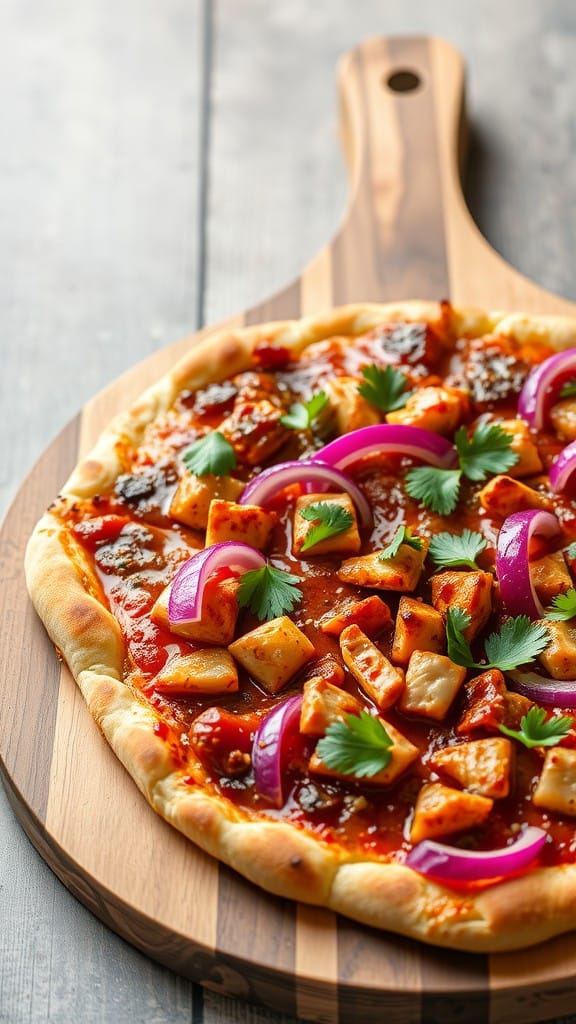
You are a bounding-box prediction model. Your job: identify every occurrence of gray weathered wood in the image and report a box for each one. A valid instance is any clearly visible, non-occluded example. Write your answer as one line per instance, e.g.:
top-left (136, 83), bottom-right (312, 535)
top-left (2, 1), bottom-right (576, 1022)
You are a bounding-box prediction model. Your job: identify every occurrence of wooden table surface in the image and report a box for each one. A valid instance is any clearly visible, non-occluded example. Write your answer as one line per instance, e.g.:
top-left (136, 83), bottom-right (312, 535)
top-left (2, 2), bottom-right (576, 1022)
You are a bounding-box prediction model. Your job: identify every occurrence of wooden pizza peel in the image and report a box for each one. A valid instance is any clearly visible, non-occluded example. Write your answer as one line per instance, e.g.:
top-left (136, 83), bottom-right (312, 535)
top-left (2, 36), bottom-right (576, 1024)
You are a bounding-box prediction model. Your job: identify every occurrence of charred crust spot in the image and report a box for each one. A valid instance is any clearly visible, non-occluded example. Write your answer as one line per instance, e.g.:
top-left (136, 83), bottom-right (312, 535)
top-left (290, 855), bottom-right (302, 868)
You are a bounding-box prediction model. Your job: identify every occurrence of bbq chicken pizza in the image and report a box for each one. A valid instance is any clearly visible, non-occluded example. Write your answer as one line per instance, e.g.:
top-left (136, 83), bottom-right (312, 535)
top-left (25, 301), bottom-right (576, 951)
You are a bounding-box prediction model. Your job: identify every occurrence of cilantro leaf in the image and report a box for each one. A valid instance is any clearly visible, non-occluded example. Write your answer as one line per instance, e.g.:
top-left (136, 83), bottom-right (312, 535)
top-left (446, 607), bottom-right (476, 667)
top-left (483, 616), bottom-right (550, 671)
top-left (565, 542), bottom-right (576, 560)
top-left (316, 711), bottom-right (393, 777)
top-left (446, 609), bottom-right (550, 671)
top-left (405, 467), bottom-right (462, 515)
top-left (428, 529), bottom-right (487, 570)
top-left (299, 502), bottom-right (354, 552)
top-left (499, 706), bottom-right (573, 749)
top-left (454, 422), bottom-right (519, 482)
top-left (560, 380), bottom-right (576, 399)
top-left (182, 431), bottom-right (237, 477)
top-left (379, 524), bottom-right (423, 560)
top-left (280, 391), bottom-right (328, 430)
top-left (357, 364), bottom-right (411, 413)
top-left (237, 564), bottom-right (303, 621)
top-left (546, 588), bottom-right (576, 621)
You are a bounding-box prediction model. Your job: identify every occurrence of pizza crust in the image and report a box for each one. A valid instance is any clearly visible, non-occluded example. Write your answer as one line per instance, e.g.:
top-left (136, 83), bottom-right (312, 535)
top-left (25, 301), bottom-right (576, 952)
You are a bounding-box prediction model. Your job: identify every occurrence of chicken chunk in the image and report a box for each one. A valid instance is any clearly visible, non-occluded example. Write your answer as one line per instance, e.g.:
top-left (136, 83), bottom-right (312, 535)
top-left (391, 596), bottom-right (445, 666)
top-left (549, 397), bottom-right (576, 442)
top-left (170, 472), bottom-right (245, 530)
top-left (337, 542), bottom-right (428, 592)
top-left (386, 385), bottom-right (468, 436)
top-left (293, 492), bottom-right (361, 557)
top-left (430, 570), bottom-right (493, 642)
top-left (339, 624), bottom-right (405, 711)
top-left (530, 551), bottom-right (573, 607)
top-left (398, 651), bottom-right (466, 720)
top-left (154, 648), bottom-right (239, 696)
top-left (151, 577), bottom-right (239, 645)
top-left (299, 676), bottom-right (362, 737)
top-left (537, 620), bottom-right (576, 680)
top-left (498, 418), bottom-right (543, 477)
top-left (319, 595), bottom-right (392, 638)
top-left (219, 399), bottom-right (289, 465)
top-left (205, 499), bottom-right (277, 550)
top-left (309, 717), bottom-right (418, 786)
top-left (533, 747), bottom-right (576, 817)
top-left (228, 615), bottom-right (315, 693)
top-left (323, 375), bottom-right (381, 434)
top-left (429, 738), bottom-right (513, 799)
top-left (456, 669), bottom-right (533, 735)
top-left (410, 783), bottom-right (493, 843)
top-left (478, 475), bottom-right (553, 517)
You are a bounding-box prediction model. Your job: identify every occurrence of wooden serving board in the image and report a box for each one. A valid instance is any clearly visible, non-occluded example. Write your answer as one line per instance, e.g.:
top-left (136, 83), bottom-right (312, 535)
top-left (3, 36), bottom-right (576, 1024)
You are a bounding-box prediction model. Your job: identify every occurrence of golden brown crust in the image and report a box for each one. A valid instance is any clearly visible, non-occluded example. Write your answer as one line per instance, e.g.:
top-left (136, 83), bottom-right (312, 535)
top-left (24, 301), bottom-right (576, 952)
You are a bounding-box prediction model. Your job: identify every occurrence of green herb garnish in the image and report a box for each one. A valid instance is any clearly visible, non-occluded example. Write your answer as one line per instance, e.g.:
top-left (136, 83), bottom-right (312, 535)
top-left (316, 711), bottom-right (393, 777)
top-left (499, 706), bottom-right (573, 749)
top-left (299, 501), bottom-right (354, 552)
top-left (181, 431), bottom-right (237, 477)
top-left (357, 364), bottom-right (411, 413)
top-left (454, 422), bottom-right (519, 481)
top-left (280, 391), bottom-right (328, 430)
top-left (405, 466), bottom-right (462, 516)
top-left (237, 564), bottom-right (303, 621)
top-left (546, 588), bottom-right (576, 621)
top-left (560, 380), bottom-right (576, 399)
top-left (428, 529), bottom-right (487, 570)
top-left (446, 609), bottom-right (550, 671)
top-left (565, 542), bottom-right (576, 560)
top-left (405, 423), bottom-right (518, 515)
top-left (379, 524), bottom-right (423, 560)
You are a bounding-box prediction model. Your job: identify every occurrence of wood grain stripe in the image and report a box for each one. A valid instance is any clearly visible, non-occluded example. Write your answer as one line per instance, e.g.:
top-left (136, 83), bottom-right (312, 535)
top-left (295, 905), bottom-right (339, 1022)
top-left (215, 870), bottom-right (298, 1016)
top-left (0, 416), bottom-right (80, 821)
top-left (337, 921), bottom-right (421, 1022)
top-left (419, 947), bottom-right (489, 1023)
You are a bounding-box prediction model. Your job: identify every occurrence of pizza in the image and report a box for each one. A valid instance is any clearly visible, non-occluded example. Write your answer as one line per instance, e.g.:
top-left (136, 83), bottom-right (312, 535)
top-left (25, 300), bottom-right (576, 953)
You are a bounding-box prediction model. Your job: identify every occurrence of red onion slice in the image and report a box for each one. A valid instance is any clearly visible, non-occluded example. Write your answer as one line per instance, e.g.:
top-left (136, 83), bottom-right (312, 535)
top-left (549, 440), bottom-right (576, 495)
top-left (252, 695), bottom-right (303, 807)
top-left (506, 670), bottom-right (576, 707)
top-left (239, 458), bottom-right (372, 528)
top-left (496, 510), bottom-right (561, 619)
top-left (405, 826), bottom-right (547, 883)
top-left (168, 542), bottom-right (266, 625)
top-left (310, 424), bottom-right (457, 472)
top-left (518, 348), bottom-right (576, 429)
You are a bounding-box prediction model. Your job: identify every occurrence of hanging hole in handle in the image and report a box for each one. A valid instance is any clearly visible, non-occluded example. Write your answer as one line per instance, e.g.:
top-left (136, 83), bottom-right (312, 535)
top-left (385, 69), bottom-right (422, 93)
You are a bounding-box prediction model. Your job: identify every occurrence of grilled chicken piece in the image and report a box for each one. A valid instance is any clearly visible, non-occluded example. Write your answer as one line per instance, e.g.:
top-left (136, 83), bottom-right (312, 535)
top-left (391, 596), bottom-right (445, 666)
top-left (323, 375), bottom-right (380, 434)
top-left (228, 615), bottom-right (315, 693)
top-left (429, 738), bottom-right (513, 799)
top-left (410, 783), bottom-right (493, 843)
top-left (170, 472), bottom-right (245, 530)
top-left (386, 385), bottom-right (469, 436)
top-left (498, 418), bottom-right (543, 477)
top-left (309, 717), bottom-right (418, 786)
top-left (205, 499), bottom-right (277, 550)
top-left (293, 492), bottom-right (361, 557)
top-left (151, 577), bottom-right (239, 646)
top-left (537, 619), bottom-right (576, 680)
top-left (533, 747), bottom-right (576, 817)
top-left (430, 570), bottom-right (493, 642)
top-left (337, 541), bottom-right (428, 592)
top-left (299, 676), bottom-right (362, 737)
top-left (154, 649), bottom-right (239, 695)
top-left (398, 651), bottom-right (466, 720)
top-left (478, 475), bottom-right (553, 517)
top-left (339, 624), bottom-right (405, 711)
top-left (319, 595), bottom-right (392, 638)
